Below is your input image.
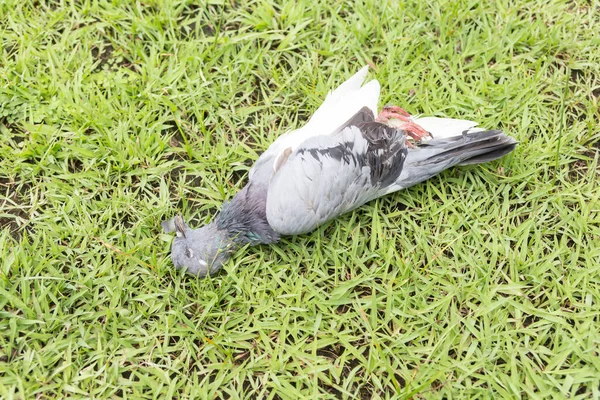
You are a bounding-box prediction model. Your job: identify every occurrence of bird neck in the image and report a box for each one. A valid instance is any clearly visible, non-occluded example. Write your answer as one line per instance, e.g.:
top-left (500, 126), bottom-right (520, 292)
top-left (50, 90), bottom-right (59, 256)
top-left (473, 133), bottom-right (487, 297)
top-left (214, 184), bottom-right (279, 245)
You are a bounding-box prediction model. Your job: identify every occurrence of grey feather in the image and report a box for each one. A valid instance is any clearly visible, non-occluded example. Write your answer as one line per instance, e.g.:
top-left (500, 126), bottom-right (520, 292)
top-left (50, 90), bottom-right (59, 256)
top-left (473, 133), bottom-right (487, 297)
top-left (392, 130), bottom-right (518, 191)
top-left (215, 182), bottom-right (279, 245)
top-left (266, 123), bottom-right (407, 235)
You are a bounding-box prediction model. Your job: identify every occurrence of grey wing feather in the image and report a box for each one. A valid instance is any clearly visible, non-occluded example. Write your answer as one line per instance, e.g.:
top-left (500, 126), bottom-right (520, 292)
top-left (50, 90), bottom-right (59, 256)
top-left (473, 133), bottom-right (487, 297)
top-left (266, 124), bottom-right (408, 236)
top-left (249, 106), bottom-right (377, 181)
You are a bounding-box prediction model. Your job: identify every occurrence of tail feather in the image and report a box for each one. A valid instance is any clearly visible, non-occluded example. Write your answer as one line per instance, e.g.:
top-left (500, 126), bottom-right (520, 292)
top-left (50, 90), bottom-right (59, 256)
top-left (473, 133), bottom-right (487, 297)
top-left (418, 130), bottom-right (517, 166)
top-left (395, 130), bottom-right (517, 190)
top-left (457, 142), bottom-right (517, 165)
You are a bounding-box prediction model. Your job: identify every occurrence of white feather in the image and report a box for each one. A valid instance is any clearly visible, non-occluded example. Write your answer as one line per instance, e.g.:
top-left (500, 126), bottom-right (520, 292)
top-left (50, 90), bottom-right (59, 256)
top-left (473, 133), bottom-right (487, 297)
top-left (270, 66), bottom-right (380, 170)
top-left (413, 117), bottom-right (484, 139)
top-left (309, 65), bottom-right (373, 123)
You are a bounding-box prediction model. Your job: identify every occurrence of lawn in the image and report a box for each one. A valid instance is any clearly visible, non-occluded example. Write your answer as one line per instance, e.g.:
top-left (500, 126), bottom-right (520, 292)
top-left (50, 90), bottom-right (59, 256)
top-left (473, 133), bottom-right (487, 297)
top-left (1, 0), bottom-right (599, 398)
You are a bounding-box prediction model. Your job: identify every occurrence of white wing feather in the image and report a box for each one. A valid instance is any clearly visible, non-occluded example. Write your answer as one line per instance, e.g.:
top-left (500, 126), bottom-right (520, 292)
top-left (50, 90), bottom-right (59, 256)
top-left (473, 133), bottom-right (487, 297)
top-left (414, 117), bottom-right (484, 139)
top-left (269, 66), bottom-right (380, 170)
top-left (309, 65), bottom-right (374, 124)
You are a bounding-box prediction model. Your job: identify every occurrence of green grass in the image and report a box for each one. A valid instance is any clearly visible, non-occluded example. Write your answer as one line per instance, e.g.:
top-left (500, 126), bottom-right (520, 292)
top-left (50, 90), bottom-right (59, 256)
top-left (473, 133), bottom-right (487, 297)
top-left (1, 0), bottom-right (599, 398)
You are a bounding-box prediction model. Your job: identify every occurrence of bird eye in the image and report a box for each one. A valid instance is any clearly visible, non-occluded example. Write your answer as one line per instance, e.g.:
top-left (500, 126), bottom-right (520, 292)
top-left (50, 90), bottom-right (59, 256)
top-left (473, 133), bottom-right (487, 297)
top-left (186, 248), bottom-right (194, 258)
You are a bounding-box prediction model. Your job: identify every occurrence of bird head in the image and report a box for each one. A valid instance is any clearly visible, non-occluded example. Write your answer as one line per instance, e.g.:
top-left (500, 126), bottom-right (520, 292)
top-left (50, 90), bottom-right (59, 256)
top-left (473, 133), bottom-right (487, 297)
top-left (161, 215), bottom-right (233, 277)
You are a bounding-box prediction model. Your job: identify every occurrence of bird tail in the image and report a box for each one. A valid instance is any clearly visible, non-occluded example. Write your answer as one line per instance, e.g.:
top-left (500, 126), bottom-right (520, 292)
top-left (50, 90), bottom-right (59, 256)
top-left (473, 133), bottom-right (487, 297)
top-left (396, 130), bottom-right (517, 189)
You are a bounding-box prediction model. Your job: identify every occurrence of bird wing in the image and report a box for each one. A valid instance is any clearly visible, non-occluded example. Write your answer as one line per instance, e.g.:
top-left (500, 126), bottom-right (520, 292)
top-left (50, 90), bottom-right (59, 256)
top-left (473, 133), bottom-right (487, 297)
top-left (308, 65), bottom-right (378, 130)
top-left (265, 119), bottom-right (408, 236)
top-left (249, 66), bottom-right (380, 180)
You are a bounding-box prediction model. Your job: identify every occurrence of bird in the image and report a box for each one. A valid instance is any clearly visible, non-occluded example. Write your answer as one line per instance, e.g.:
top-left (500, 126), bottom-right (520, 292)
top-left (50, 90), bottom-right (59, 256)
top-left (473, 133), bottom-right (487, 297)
top-left (162, 66), bottom-right (517, 277)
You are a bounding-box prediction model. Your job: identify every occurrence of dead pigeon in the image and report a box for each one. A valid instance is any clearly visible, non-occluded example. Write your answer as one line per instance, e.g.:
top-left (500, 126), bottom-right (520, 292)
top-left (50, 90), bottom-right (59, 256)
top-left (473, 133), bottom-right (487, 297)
top-left (162, 66), bottom-right (517, 277)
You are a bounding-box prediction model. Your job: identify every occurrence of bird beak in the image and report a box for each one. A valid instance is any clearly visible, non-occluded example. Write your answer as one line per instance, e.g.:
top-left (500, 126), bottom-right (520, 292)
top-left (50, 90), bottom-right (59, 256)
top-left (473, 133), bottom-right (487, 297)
top-left (161, 215), bottom-right (188, 238)
top-left (174, 215), bottom-right (187, 238)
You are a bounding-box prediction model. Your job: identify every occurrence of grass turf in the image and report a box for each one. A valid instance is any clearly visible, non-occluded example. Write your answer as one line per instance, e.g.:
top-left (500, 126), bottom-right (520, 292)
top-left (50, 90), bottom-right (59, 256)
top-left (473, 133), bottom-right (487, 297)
top-left (1, 0), bottom-right (600, 398)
